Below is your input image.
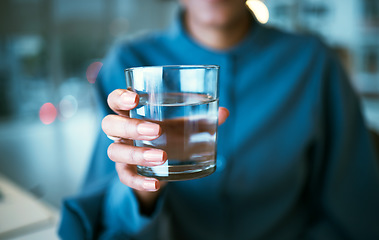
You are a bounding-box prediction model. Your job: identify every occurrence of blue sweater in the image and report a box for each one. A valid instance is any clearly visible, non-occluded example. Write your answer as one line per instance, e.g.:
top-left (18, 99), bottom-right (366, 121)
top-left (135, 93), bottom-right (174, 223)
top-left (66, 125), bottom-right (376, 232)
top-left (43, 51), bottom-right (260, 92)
top-left (59, 15), bottom-right (379, 240)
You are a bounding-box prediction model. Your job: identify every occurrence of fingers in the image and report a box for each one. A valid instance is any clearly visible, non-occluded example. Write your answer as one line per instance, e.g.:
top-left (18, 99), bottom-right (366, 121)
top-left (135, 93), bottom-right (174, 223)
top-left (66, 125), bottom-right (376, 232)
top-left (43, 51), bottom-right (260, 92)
top-left (105, 92), bottom-right (229, 192)
top-left (108, 142), bottom-right (167, 166)
top-left (102, 114), bottom-right (161, 140)
top-left (116, 163), bottom-right (160, 191)
top-left (106, 89), bottom-right (165, 192)
top-left (218, 107), bottom-right (229, 125)
top-left (107, 89), bottom-right (139, 115)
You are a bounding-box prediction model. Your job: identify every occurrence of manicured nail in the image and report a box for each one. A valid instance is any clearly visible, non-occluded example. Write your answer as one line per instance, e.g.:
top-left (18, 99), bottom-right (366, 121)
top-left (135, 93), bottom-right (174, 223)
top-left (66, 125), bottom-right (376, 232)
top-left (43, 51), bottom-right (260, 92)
top-left (143, 179), bottom-right (158, 191)
top-left (107, 135), bottom-right (121, 142)
top-left (144, 150), bottom-right (166, 163)
top-left (137, 123), bottom-right (160, 136)
top-left (121, 92), bottom-right (136, 106)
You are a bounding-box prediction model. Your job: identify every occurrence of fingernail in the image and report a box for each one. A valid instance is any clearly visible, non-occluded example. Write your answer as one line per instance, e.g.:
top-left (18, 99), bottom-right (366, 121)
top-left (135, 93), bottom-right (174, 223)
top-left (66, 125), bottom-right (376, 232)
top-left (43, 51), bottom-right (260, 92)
top-left (137, 123), bottom-right (160, 136)
top-left (107, 135), bottom-right (121, 142)
top-left (144, 150), bottom-right (166, 163)
top-left (121, 92), bottom-right (136, 106)
top-left (143, 179), bottom-right (158, 191)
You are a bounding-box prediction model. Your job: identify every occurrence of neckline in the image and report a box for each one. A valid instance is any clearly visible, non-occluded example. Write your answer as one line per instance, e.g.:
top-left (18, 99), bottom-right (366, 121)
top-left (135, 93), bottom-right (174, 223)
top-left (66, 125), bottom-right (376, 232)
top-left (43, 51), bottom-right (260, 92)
top-left (166, 10), bottom-right (264, 56)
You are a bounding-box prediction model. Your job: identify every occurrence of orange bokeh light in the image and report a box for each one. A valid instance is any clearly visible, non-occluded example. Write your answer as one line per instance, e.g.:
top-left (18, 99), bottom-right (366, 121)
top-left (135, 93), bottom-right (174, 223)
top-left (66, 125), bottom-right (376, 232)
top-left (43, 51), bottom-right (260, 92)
top-left (39, 102), bottom-right (57, 125)
top-left (86, 61), bottom-right (103, 84)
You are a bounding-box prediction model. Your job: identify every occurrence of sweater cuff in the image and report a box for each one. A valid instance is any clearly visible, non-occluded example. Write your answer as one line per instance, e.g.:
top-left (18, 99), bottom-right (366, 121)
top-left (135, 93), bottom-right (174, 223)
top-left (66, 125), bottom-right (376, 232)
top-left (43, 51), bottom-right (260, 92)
top-left (101, 177), bottom-right (167, 237)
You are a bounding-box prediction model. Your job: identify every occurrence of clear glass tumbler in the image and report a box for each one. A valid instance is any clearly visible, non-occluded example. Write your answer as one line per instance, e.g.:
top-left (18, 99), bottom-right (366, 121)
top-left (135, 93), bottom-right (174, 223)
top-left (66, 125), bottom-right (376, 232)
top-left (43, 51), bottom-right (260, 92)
top-left (125, 65), bottom-right (219, 181)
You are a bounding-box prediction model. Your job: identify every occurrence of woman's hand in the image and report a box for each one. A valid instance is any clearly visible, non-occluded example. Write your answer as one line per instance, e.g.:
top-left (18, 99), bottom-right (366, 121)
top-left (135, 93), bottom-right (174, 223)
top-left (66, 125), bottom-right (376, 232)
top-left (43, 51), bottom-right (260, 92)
top-left (101, 89), bottom-right (229, 213)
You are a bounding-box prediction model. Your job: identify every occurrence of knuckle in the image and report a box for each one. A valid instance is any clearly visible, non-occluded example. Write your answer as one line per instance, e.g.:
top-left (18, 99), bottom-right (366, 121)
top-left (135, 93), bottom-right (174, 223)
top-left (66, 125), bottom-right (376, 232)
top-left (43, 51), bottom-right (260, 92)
top-left (123, 175), bottom-right (137, 189)
top-left (130, 150), bottom-right (143, 164)
top-left (129, 176), bottom-right (140, 189)
top-left (115, 89), bottom-right (125, 96)
top-left (123, 119), bottom-right (136, 139)
top-left (129, 148), bottom-right (138, 163)
top-left (125, 146), bottom-right (142, 165)
top-left (108, 89), bottom-right (125, 109)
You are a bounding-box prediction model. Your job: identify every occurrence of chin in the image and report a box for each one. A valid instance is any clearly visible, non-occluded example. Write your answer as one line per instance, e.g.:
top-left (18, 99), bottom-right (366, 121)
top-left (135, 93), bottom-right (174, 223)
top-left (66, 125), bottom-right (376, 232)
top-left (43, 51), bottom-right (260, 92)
top-left (203, 15), bottom-right (235, 28)
top-left (183, 0), bottom-right (248, 27)
top-left (204, 9), bottom-right (248, 29)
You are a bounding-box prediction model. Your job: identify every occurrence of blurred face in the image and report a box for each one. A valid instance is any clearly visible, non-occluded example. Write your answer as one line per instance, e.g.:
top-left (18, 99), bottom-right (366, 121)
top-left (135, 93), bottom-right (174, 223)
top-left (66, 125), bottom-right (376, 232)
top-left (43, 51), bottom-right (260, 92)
top-left (180, 0), bottom-right (249, 29)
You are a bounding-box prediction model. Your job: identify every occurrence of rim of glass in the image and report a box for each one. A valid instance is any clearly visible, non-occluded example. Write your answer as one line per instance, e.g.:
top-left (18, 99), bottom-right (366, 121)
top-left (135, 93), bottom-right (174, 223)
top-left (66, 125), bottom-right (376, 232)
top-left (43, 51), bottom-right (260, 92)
top-left (125, 65), bottom-right (219, 72)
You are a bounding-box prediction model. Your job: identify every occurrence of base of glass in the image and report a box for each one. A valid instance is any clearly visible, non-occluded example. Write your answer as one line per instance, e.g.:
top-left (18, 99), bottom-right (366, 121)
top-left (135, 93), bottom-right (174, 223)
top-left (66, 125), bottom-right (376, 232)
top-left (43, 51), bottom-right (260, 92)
top-left (137, 161), bottom-right (216, 181)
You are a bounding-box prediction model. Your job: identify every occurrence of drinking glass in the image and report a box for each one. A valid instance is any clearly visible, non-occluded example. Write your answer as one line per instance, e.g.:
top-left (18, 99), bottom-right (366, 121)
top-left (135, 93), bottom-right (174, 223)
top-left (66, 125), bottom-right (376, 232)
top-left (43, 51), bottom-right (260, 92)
top-left (125, 65), bottom-right (219, 181)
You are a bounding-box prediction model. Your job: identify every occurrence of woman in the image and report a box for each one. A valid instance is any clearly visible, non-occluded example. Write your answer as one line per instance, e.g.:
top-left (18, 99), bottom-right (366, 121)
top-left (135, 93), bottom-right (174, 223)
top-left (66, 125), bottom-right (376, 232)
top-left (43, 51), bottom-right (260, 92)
top-left (60, 0), bottom-right (379, 239)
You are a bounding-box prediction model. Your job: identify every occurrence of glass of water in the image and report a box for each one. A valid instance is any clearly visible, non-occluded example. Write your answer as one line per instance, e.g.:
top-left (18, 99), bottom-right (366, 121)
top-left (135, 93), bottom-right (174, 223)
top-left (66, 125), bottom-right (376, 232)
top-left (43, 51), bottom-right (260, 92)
top-left (125, 65), bottom-right (219, 181)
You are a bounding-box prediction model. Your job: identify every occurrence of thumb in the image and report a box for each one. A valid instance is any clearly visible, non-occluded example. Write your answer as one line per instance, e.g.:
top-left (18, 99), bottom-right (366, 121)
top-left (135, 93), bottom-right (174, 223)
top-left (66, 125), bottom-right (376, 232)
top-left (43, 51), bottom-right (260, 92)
top-left (218, 107), bottom-right (229, 125)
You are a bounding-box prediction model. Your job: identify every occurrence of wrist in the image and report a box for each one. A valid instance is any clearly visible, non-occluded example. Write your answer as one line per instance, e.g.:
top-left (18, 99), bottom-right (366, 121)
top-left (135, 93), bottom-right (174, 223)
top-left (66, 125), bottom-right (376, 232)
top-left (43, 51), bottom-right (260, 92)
top-left (133, 182), bottom-right (167, 216)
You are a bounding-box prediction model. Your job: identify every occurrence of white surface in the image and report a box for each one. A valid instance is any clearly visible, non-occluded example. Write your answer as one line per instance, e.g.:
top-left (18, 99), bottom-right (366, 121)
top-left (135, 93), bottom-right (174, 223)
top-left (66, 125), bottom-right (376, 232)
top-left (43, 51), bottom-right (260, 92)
top-left (0, 109), bottom-right (98, 208)
top-left (0, 175), bottom-right (58, 239)
top-left (8, 226), bottom-right (59, 240)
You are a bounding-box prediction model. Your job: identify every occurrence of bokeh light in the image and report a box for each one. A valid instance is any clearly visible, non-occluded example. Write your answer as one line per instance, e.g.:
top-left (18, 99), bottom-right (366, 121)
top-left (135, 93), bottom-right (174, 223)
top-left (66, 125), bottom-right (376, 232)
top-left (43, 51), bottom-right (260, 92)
top-left (86, 61), bottom-right (103, 84)
top-left (59, 95), bottom-right (78, 119)
top-left (246, 0), bottom-right (270, 24)
top-left (39, 102), bottom-right (57, 125)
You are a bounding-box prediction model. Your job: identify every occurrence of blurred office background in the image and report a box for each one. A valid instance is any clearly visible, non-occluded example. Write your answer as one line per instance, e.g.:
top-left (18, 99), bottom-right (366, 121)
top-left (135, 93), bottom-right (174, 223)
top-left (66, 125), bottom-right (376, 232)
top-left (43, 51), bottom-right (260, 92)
top-left (0, 0), bottom-right (378, 222)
